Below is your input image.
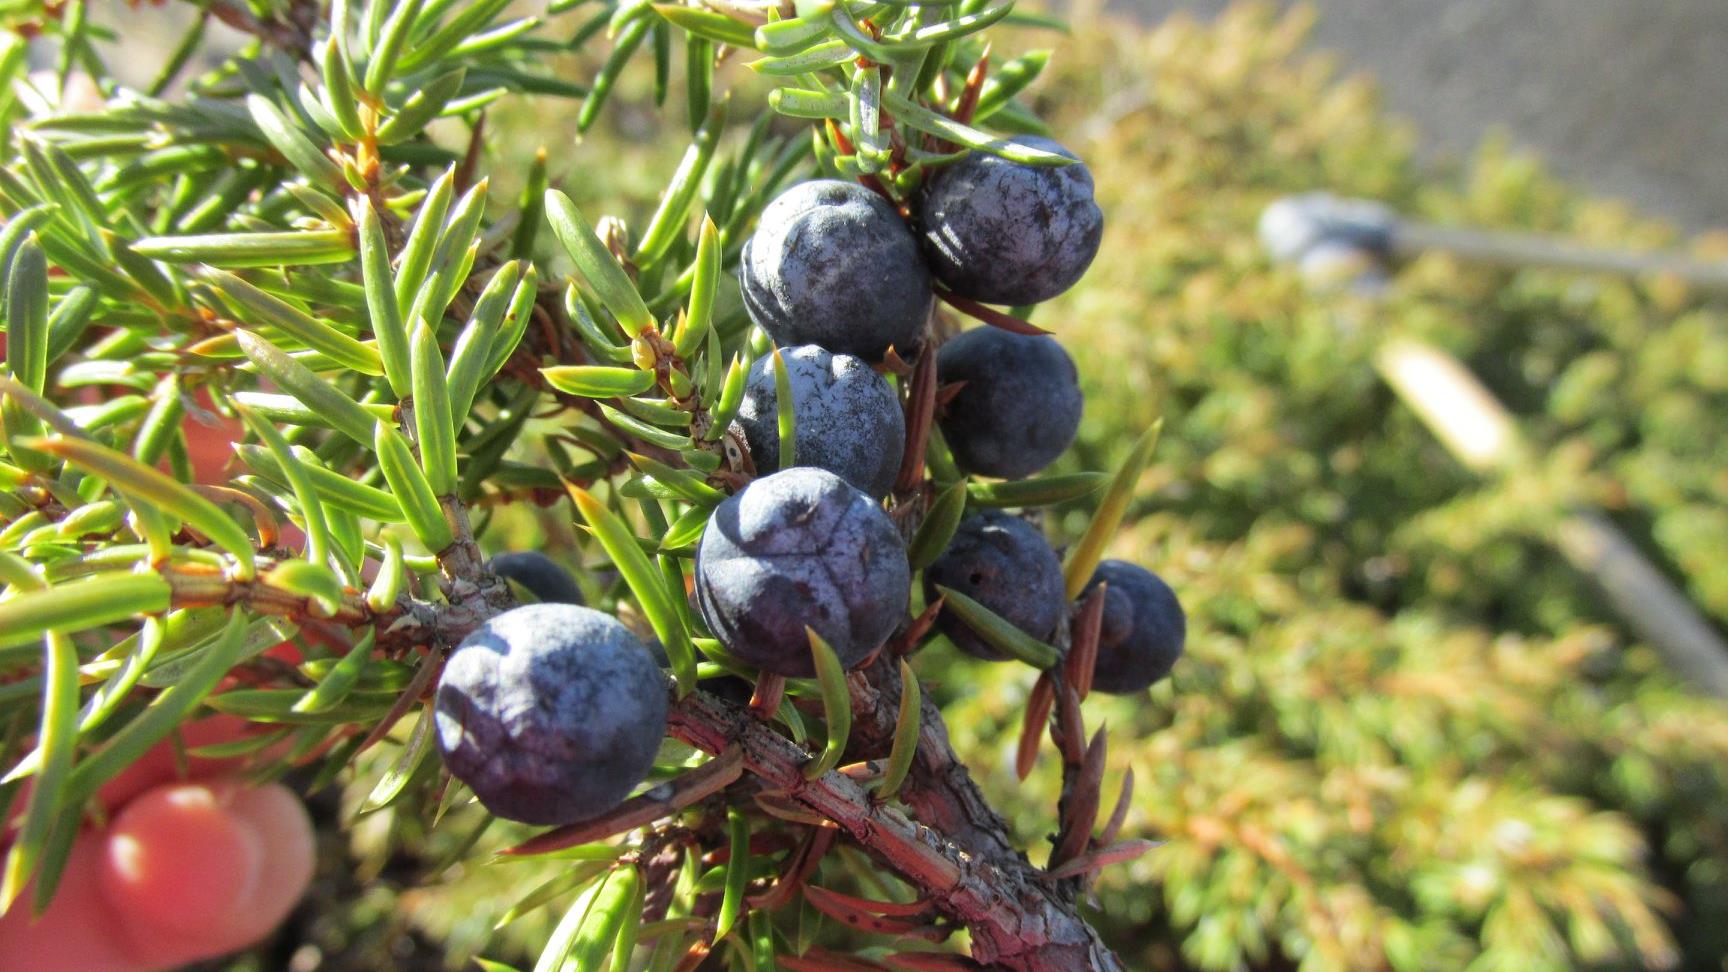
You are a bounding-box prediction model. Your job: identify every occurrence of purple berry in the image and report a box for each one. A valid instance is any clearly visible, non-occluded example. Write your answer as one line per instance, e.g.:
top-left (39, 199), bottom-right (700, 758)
top-left (434, 604), bottom-right (667, 826)
top-left (918, 138), bottom-right (1103, 306)
top-left (924, 511), bottom-right (1066, 661)
top-left (1082, 560), bottom-right (1185, 694)
top-left (694, 467), bottom-right (910, 677)
top-left (936, 327), bottom-right (1082, 480)
top-left (733, 344), bottom-right (906, 498)
top-left (488, 551), bottom-right (583, 605)
top-left (740, 180), bottom-right (932, 362)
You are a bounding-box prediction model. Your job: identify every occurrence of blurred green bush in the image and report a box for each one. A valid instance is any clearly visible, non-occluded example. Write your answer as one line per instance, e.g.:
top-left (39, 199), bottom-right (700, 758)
top-left (920, 5), bottom-right (1728, 970)
top-left (297, 5), bottom-right (1728, 971)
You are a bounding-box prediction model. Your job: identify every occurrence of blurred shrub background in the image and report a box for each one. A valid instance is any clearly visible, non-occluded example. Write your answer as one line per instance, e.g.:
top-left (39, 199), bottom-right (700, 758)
top-left (985, 7), bottom-right (1728, 969)
top-left (138, 3), bottom-right (1725, 969)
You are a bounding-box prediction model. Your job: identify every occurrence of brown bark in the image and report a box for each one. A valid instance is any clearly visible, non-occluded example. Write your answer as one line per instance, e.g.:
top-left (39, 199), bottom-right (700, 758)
top-left (849, 654), bottom-right (1021, 864)
top-left (668, 686), bottom-right (1124, 972)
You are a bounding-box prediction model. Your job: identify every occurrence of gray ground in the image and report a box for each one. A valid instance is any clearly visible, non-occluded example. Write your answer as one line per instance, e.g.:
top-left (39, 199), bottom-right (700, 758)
top-left (1115, 0), bottom-right (1728, 231)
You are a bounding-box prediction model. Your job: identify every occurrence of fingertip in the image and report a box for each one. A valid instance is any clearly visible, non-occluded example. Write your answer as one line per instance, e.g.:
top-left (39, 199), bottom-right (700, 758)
top-left (223, 783), bottom-right (317, 942)
top-left (99, 780), bottom-right (314, 969)
top-left (0, 838), bottom-right (140, 971)
top-left (101, 781), bottom-right (263, 940)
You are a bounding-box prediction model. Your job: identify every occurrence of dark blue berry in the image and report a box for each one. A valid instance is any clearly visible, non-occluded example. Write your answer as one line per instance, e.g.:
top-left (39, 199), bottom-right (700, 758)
top-left (740, 180), bottom-right (932, 362)
top-left (936, 327), bottom-right (1082, 480)
top-left (924, 511), bottom-right (1066, 661)
top-left (488, 551), bottom-right (584, 605)
top-left (919, 138), bottom-right (1103, 306)
top-left (734, 344), bottom-right (906, 498)
top-left (434, 604), bottom-right (667, 826)
top-left (1082, 560), bottom-right (1185, 694)
top-left (694, 467), bottom-right (910, 677)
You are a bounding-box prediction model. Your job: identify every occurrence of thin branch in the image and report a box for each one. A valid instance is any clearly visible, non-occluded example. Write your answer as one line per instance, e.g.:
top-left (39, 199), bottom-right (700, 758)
top-left (669, 684), bottom-right (1123, 971)
top-left (802, 884), bottom-right (948, 941)
top-left (851, 656), bottom-right (1020, 865)
top-left (157, 557), bottom-right (463, 655)
top-left (893, 342), bottom-right (939, 496)
top-left (1015, 673), bottom-right (1055, 781)
top-left (353, 654), bottom-right (441, 754)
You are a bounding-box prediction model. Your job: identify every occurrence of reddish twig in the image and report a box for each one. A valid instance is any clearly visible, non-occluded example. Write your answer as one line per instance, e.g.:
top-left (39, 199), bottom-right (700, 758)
top-left (353, 658), bottom-right (441, 755)
top-left (1045, 839), bottom-right (1159, 882)
top-left (828, 119), bottom-right (895, 203)
top-left (883, 954), bottom-right (987, 971)
top-left (934, 291), bottom-right (1050, 336)
top-left (1050, 727), bottom-right (1107, 870)
top-left (894, 343), bottom-right (939, 495)
top-left (749, 672), bottom-right (787, 720)
top-left (888, 598), bottom-right (944, 658)
top-left (1016, 673), bottom-right (1055, 781)
top-left (1067, 584), bottom-right (1107, 701)
top-left (952, 44), bottom-right (991, 127)
top-left (750, 825), bottom-right (837, 910)
top-left (781, 950), bottom-right (894, 972)
top-left (1098, 768), bottom-right (1135, 848)
top-left (934, 380), bottom-right (967, 410)
top-left (205, 0), bottom-right (314, 56)
top-left (1051, 679), bottom-right (1086, 766)
top-left (455, 114), bottom-right (487, 195)
top-left (803, 884), bottom-right (949, 940)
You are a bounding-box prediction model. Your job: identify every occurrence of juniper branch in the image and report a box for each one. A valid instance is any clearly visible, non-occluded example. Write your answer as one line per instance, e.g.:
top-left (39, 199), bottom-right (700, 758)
top-left (146, 557), bottom-right (1122, 968)
top-left (669, 679), bottom-right (1124, 972)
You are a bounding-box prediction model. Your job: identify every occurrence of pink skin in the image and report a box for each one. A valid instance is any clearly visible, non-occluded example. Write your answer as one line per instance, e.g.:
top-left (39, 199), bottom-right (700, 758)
top-left (0, 415), bottom-right (319, 969)
top-left (0, 718), bottom-right (317, 970)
